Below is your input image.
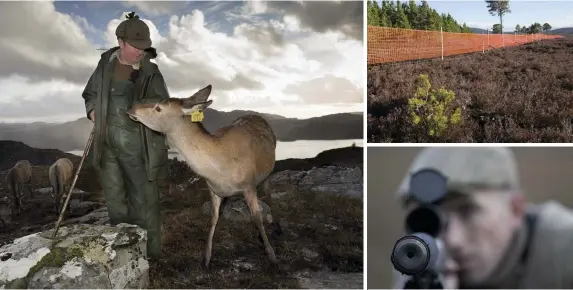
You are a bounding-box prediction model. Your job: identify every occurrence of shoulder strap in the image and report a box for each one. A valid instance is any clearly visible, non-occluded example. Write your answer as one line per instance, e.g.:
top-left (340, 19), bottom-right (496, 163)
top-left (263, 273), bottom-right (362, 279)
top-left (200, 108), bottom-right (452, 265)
top-left (141, 74), bottom-right (154, 100)
top-left (131, 73), bottom-right (153, 102)
top-left (520, 211), bottom-right (539, 265)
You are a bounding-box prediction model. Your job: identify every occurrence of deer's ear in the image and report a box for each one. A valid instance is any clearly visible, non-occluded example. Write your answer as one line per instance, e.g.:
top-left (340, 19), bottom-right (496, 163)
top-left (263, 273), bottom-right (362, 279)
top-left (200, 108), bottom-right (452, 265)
top-left (187, 85), bottom-right (212, 103)
top-left (181, 100), bottom-right (212, 115)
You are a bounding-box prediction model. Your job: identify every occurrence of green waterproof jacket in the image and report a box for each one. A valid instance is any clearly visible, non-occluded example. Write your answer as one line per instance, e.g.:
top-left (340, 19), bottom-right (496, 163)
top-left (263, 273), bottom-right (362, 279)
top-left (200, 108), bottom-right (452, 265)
top-left (82, 46), bottom-right (169, 181)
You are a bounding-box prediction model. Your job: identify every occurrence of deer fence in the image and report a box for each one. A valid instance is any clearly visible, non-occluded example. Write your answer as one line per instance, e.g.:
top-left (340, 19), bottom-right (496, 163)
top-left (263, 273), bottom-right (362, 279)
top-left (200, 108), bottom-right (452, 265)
top-left (367, 26), bottom-right (564, 65)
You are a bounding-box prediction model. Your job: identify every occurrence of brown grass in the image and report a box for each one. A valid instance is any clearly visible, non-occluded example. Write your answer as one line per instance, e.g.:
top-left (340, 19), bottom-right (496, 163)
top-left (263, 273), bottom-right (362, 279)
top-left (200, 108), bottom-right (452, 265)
top-left (0, 159), bottom-right (363, 289)
top-left (367, 38), bottom-right (573, 142)
top-left (150, 178), bottom-right (363, 289)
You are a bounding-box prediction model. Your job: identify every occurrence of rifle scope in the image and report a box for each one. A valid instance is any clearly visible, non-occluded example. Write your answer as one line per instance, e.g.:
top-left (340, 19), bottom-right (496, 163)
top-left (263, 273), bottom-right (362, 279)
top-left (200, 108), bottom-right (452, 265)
top-left (391, 168), bottom-right (448, 276)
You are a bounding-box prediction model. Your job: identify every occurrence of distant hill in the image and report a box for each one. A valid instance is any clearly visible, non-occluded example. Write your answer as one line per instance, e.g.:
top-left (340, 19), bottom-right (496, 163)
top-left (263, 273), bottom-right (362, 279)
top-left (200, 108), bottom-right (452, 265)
top-left (0, 109), bottom-right (363, 152)
top-left (548, 27), bottom-right (573, 37)
top-left (0, 140), bottom-right (363, 195)
top-left (469, 27), bottom-right (571, 35)
top-left (0, 141), bottom-right (81, 172)
top-left (469, 27), bottom-right (488, 34)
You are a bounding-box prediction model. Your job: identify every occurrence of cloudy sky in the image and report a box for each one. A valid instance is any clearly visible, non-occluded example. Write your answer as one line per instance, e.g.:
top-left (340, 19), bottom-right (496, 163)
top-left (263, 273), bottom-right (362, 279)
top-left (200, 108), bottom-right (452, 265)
top-left (0, 1), bottom-right (364, 123)
top-left (412, 0), bottom-right (573, 32)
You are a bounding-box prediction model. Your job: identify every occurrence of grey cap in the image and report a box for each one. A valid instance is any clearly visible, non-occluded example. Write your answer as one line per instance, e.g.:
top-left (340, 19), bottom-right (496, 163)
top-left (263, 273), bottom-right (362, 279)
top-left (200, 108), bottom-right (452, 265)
top-left (396, 147), bottom-right (520, 203)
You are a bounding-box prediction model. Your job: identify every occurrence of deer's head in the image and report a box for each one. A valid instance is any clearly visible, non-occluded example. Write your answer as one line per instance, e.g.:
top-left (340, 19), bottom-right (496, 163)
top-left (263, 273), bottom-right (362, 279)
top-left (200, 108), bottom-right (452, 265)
top-left (127, 84), bottom-right (213, 132)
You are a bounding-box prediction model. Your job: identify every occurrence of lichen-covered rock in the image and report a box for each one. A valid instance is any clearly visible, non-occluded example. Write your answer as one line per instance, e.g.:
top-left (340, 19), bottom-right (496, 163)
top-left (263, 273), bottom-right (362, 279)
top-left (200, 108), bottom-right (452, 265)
top-left (268, 170), bottom-right (306, 186)
top-left (202, 197), bottom-right (272, 223)
top-left (28, 260), bottom-right (110, 288)
top-left (0, 223), bottom-right (149, 289)
top-left (268, 166), bottom-right (363, 199)
top-left (299, 166), bottom-right (362, 190)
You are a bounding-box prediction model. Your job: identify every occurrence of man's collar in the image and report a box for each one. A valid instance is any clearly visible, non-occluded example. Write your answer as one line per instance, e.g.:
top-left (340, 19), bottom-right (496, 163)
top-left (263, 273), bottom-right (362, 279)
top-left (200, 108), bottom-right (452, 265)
top-left (109, 49), bottom-right (142, 70)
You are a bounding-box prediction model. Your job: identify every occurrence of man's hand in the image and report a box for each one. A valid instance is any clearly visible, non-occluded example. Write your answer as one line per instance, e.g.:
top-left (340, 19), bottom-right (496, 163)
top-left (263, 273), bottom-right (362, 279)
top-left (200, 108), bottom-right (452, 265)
top-left (89, 110), bottom-right (95, 123)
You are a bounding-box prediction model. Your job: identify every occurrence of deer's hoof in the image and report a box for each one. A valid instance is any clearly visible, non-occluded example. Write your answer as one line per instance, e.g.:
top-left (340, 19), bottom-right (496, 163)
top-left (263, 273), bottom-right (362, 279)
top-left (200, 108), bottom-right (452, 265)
top-left (268, 252), bottom-right (278, 264)
top-left (202, 257), bottom-right (211, 271)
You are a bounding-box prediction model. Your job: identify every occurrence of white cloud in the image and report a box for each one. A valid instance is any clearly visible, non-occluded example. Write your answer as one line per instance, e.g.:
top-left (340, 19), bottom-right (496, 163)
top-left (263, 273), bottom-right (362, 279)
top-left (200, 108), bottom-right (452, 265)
top-left (0, 75), bottom-right (83, 104)
top-left (121, 1), bottom-right (189, 17)
top-left (0, 1), bottom-right (99, 83)
top-left (0, 75), bottom-right (85, 121)
top-left (0, 1), bottom-right (363, 123)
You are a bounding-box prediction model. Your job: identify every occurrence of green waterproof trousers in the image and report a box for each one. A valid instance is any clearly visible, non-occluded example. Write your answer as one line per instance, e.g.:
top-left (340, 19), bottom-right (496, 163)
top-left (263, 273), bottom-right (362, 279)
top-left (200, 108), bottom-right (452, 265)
top-left (99, 78), bottom-right (162, 260)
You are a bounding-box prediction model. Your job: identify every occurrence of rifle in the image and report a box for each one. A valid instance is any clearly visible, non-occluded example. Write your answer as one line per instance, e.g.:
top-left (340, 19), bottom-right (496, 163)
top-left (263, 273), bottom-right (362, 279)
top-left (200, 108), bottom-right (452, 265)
top-left (391, 168), bottom-right (449, 289)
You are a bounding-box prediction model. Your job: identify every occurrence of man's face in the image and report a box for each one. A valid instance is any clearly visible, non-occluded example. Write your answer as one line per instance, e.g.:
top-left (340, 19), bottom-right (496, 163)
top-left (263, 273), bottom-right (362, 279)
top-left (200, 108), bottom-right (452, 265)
top-left (118, 39), bottom-right (144, 64)
top-left (406, 191), bottom-right (524, 287)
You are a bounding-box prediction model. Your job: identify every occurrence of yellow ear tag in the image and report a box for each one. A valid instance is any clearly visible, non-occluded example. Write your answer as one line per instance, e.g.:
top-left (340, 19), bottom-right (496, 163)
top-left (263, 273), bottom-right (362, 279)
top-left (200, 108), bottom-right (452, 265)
top-left (191, 111), bottom-right (204, 122)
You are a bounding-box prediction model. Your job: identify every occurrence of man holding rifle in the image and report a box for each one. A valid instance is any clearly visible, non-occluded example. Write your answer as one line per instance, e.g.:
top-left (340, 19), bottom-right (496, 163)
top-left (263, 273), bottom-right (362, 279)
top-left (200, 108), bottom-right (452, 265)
top-left (393, 147), bottom-right (573, 288)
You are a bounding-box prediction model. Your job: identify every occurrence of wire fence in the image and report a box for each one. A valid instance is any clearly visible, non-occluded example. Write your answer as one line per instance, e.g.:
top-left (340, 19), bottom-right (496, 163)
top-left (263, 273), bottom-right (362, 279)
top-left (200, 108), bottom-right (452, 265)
top-left (367, 26), bottom-right (565, 65)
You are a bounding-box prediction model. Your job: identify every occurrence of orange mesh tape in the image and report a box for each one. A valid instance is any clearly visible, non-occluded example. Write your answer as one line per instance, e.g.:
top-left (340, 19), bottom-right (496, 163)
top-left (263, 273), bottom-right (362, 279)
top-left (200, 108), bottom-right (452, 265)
top-left (367, 26), bottom-right (564, 65)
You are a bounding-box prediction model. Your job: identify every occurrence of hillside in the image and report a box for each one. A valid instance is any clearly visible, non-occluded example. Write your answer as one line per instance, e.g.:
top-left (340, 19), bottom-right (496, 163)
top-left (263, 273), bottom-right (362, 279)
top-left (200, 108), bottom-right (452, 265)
top-left (0, 140), bottom-right (362, 173)
top-left (0, 140), bottom-right (363, 289)
top-left (469, 27), bottom-right (488, 34)
top-left (548, 27), bottom-right (573, 37)
top-left (0, 109), bottom-right (363, 152)
top-left (0, 140), bottom-right (363, 195)
top-left (469, 27), bottom-right (525, 34)
top-left (368, 38), bottom-right (573, 143)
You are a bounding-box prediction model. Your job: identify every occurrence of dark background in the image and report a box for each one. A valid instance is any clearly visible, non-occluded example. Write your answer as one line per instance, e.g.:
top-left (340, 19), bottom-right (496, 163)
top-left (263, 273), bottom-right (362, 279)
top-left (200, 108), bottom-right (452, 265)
top-left (367, 147), bottom-right (573, 288)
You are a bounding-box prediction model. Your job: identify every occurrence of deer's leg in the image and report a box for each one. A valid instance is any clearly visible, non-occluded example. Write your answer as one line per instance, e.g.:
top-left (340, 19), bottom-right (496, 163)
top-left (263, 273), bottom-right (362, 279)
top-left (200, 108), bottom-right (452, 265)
top-left (204, 190), bottom-right (222, 268)
top-left (244, 187), bottom-right (277, 263)
top-left (50, 185), bottom-right (58, 213)
top-left (56, 185), bottom-right (67, 214)
top-left (16, 184), bottom-right (23, 214)
top-left (26, 183), bottom-right (35, 199)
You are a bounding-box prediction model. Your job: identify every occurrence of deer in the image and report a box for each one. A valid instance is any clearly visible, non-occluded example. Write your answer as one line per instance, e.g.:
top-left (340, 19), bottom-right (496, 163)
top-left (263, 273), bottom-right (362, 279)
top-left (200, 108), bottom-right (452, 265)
top-left (127, 84), bottom-right (278, 268)
top-left (48, 158), bottom-right (74, 213)
top-left (0, 196), bottom-right (12, 230)
top-left (5, 160), bottom-right (33, 214)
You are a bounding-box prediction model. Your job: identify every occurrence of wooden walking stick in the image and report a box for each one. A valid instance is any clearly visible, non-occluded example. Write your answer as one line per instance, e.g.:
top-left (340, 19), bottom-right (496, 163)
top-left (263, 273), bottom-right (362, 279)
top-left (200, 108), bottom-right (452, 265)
top-left (52, 126), bottom-right (95, 239)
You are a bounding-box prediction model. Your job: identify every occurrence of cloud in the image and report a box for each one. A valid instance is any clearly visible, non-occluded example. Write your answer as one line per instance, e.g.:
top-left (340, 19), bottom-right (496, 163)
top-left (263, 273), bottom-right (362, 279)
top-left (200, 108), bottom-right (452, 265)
top-left (0, 75), bottom-right (85, 121)
top-left (265, 1), bottom-right (364, 41)
top-left (121, 1), bottom-right (190, 17)
top-left (284, 74), bottom-right (362, 104)
top-left (0, 1), bottom-right (363, 123)
top-left (0, 1), bottom-right (99, 83)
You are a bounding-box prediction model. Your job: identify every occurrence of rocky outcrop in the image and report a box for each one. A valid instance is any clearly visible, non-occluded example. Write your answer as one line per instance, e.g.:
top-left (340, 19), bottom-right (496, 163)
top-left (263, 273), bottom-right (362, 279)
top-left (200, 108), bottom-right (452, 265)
top-left (268, 166), bottom-right (363, 199)
top-left (0, 223), bottom-right (148, 289)
top-left (296, 270), bottom-right (363, 289)
top-left (199, 165), bottom-right (361, 222)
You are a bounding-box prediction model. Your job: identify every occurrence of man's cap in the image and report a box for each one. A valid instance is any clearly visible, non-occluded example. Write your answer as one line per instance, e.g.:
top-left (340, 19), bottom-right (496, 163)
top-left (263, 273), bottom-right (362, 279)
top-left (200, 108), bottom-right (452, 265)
top-left (115, 12), bottom-right (152, 50)
top-left (396, 147), bottom-right (520, 203)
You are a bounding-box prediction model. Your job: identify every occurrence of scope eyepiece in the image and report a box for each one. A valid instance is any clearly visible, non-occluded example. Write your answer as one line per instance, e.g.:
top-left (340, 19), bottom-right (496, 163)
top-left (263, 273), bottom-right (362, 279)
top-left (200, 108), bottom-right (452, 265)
top-left (391, 232), bottom-right (439, 276)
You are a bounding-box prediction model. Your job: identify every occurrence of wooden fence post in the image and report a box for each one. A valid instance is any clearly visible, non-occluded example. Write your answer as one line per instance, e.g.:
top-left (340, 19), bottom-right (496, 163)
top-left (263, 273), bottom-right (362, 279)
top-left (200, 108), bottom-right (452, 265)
top-left (441, 26), bottom-right (444, 60)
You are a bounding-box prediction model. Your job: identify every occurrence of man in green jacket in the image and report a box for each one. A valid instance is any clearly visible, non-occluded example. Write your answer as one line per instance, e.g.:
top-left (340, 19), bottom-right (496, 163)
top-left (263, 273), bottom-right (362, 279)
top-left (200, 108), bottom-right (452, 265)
top-left (82, 12), bottom-right (169, 261)
top-left (392, 147), bottom-right (573, 288)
